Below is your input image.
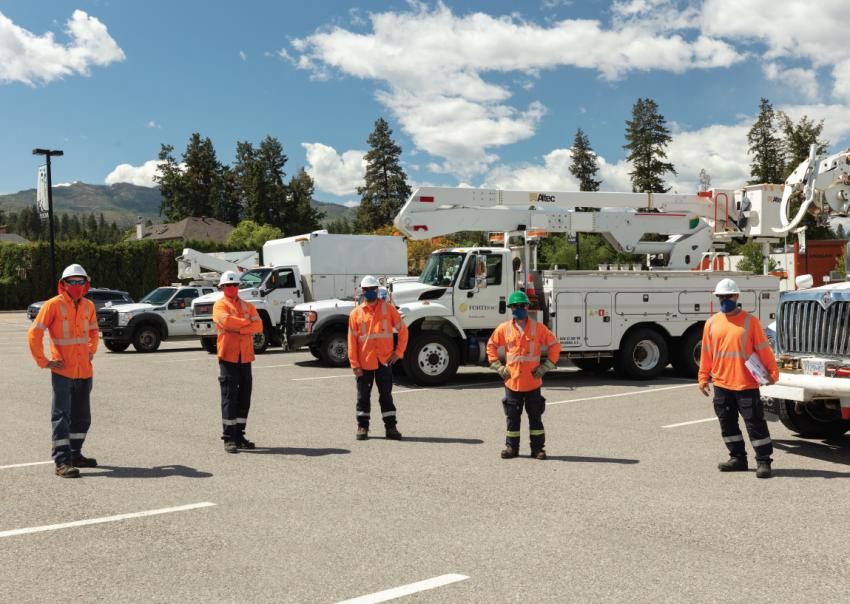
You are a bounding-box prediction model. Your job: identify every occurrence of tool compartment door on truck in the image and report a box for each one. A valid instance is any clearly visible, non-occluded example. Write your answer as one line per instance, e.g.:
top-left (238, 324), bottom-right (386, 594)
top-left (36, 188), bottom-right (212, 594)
top-left (455, 252), bottom-right (506, 329)
top-left (585, 293), bottom-right (612, 347)
top-left (614, 292), bottom-right (676, 316)
top-left (555, 292), bottom-right (583, 348)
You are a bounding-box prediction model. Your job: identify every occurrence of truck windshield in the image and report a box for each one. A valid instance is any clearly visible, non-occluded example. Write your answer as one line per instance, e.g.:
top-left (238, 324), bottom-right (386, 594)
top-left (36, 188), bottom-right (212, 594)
top-left (419, 252), bottom-right (465, 287)
top-left (139, 287), bottom-right (176, 305)
top-left (239, 269), bottom-right (271, 290)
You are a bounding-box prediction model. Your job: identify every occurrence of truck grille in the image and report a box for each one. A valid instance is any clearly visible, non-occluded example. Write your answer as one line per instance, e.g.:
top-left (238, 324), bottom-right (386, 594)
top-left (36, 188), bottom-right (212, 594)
top-left (292, 310), bottom-right (309, 334)
top-left (96, 309), bottom-right (117, 329)
top-left (777, 299), bottom-right (850, 355)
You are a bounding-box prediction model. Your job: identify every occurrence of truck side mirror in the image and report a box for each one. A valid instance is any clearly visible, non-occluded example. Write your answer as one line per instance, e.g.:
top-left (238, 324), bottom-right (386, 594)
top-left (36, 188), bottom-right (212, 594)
top-left (475, 256), bottom-right (488, 289)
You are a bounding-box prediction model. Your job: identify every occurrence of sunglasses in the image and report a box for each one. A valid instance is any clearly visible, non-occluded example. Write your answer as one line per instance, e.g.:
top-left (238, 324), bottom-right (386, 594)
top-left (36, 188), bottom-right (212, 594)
top-left (64, 278), bottom-right (87, 286)
top-left (716, 294), bottom-right (735, 300)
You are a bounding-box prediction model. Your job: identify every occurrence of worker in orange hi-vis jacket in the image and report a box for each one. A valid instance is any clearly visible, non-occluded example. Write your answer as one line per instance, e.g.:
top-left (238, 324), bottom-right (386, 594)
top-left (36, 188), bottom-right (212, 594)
top-left (487, 290), bottom-right (561, 460)
top-left (28, 264), bottom-right (100, 478)
top-left (348, 275), bottom-right (408, 442)
top-left (212, 271), bottom-right (263, 454)
top-left (698, 278), bottom-right (780, 479)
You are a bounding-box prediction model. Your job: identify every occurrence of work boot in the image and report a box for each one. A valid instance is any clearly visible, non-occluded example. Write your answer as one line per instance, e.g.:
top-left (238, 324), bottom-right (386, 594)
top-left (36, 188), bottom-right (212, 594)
top-left (224, 441), bottom-right (239, 454)
top-left (756, 462), bottom-right (772, 479)
top-left (501, 445), bottom-right (518, 459)
top-left (55, 464), bottom-right (80, 478)
top-left (71, 453), bottom-right (98, 468)
top-left (236, 438), bottom-right (256, 450)
top-left (532, 449), bottom-right (547, 460)
top-left (356, 426), bottom-right (369, 441)
top-left (717, 456), bottom-right (748, 472)
top-left (385, 426), bottom-right (402, 440)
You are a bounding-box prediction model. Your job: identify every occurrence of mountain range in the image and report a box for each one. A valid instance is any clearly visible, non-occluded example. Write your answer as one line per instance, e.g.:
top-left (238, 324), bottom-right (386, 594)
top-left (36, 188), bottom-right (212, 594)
top-left (0, 182), bottom-right (356, 226)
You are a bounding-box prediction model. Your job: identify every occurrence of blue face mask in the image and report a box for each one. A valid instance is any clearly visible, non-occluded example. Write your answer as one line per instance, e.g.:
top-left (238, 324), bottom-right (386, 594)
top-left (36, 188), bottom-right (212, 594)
top-left (512, 307), bottom-right (528, 321)
top-left (720, 298), bottom-right (737, 313)
top-left (363, 289), bottom-right (378, 302)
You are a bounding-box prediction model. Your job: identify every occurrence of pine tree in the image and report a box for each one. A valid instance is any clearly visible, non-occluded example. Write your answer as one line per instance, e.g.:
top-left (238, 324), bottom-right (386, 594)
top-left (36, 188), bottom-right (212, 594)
top-left (778, 112), bottom-right (828, 180)
top-left (747, 98), bottom-right (785, 184)
top-left (355, 118), bottom-right (412, 231)
top-left (233, 136), bottom-right (288, 228)
top-left (155, 143), bottom-right (190, 221)
top-left (569, 128), bottom-right (602, 192)
top-left (285, 168), bottom-right (325, 236)
top-left (624, 98), bottom-right (676, 193)
top-left (59, 214), bottom-right (71, 240)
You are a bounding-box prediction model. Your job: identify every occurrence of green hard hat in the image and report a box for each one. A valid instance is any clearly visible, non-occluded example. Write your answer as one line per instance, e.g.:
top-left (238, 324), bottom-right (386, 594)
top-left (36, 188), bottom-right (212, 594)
top-left (508, 290), bottom-right (530, 306)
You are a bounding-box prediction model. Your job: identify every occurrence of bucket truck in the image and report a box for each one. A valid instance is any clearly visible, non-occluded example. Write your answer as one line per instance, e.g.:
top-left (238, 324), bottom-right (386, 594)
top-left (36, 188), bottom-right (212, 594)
top-left (389, 183), bottom-right (784, 386)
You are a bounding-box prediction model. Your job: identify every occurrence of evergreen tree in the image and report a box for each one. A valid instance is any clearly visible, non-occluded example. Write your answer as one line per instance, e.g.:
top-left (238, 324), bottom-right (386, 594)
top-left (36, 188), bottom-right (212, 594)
top-left (569, 128), bottom-right (602, 191)
top-left (284, 168), bottom-right (325, 236)
top-left (778, 112), bottom-right (828, 180)
top-left (327, 217), bottom-right (353, 234)
top-left (59, 214), bottom-right (71, 240)
top-left (624, 98), bottom-right (676, 193)
top-left (747, 98), bottom-right (785, 184)
top-left (355, 118), bottom-right (412, 231)
top-left (86, 213), bottom-right (98, 239)
top-left (70, 215), bottom-right (82, 239)
top-left (233, 136), bottom-right (289, 228)
top-left (155, 144), bottom-right (189, 221)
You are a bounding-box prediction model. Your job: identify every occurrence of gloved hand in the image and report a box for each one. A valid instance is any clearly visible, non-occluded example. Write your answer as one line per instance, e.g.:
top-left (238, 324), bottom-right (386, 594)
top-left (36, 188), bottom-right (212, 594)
top-left (532, 359), bottom-right (557, 379)
top-left (490, 362), bottom-right (511, 381)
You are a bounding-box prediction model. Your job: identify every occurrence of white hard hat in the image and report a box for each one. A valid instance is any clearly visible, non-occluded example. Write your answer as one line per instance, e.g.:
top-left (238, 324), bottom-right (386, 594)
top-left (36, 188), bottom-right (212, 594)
top-left (61, 264), bottom-right (89, 281)
top-left (714, 278), bottom-right (740, 295)
top-left (378, 286), bottom-right (388, 300)
top-left (219, 271), bottom-right (241, 287)
top-left (360, 275), bottom-right (380, 288)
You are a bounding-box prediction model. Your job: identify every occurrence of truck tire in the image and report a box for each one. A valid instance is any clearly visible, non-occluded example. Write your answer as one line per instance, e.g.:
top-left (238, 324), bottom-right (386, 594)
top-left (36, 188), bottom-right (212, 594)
top-left (572, 358), bottom-right (613, 374)
top-left (201, 337), bottom-right (217, 354)
top-left (404, 332), bottom-right (460, 387)
top-left (776, 398), bottom-right (850, 438)
top-left (614, 328), bottom-right (668, 380)
top-left (253, 325), bottom-right (270, 355)
top-left (319, 329), bottom-right (349, 367)
top-left (671, 329), bottom-right (702, 378)
top-left (104, 340), bottom-right (130, 353)
top-left (132, 325), bottom-right (161, 353)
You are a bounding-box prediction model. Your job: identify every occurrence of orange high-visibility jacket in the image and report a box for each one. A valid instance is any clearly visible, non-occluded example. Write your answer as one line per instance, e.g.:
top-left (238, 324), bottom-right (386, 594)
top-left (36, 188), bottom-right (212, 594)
top-left (213, 296), bottom-right (263, 363)
top-left (348, 300), bottom-right (408, 371)
top-left (28, 292), bottom-right (98, 379)
top-left (698, 310), bottom-right (779, 391)
top-left (487, 318), bottom-right (561, 392)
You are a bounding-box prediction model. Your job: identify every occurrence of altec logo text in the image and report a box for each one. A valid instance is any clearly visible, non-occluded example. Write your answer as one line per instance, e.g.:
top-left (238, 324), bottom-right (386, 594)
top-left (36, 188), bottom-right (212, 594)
top-left (529, 193), bottom-right (556, 203)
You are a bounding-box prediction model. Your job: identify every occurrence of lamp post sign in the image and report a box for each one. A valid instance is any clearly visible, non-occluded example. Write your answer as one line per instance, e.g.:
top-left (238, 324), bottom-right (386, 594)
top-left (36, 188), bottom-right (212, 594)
top-left (37, 165), bottom-right (49, 219)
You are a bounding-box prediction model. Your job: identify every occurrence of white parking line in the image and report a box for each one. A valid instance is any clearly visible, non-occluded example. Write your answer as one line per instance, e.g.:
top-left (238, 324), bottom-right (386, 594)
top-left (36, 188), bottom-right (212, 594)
top-left (152, 357), bottom-right (214, 364)
top-left (337, 574), bottom-right (470, 604)
top-left (292, 374), bottom-right (352, 381)
top-left (0, 461), bottom-right (52, 470)
top-left (0, 502), bottom-right (216, 539)
top-left (254, 364), bottom-right (293, 369)
top-left (663, 417), bottom-right (718, 429)
top-left (395, 380), bottom-right (498, 394)
top-left (548, 383), bottom-right (694, 405)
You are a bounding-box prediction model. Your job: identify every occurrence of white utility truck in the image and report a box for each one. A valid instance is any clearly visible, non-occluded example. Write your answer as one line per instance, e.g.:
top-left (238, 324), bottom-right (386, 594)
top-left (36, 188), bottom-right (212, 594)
top-left (388, 182), bottom-right (785, 386)
top-left (756, 145), bottom-right (850, 438)
top-left (191, 231), bottom-right (407, 357)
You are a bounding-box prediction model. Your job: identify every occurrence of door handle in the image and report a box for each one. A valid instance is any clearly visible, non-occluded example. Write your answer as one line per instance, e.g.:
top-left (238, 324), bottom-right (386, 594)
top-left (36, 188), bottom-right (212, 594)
top-left (467, 292), bottom-right (474, 298)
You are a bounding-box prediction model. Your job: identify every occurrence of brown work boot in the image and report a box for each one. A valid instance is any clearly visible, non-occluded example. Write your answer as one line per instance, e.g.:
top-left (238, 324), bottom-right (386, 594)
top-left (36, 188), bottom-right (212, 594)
top-left (224, 441), bottom-right (239, 454)
top-left (236, 438), bottom-right (256, 450)
top-left (501, 446), bottom-right (518, 459)
top-left (717, 456), bottom-right (748, 472)
top-left (55, 464), bottom-right (80, 478)
top-left (356, 426), bottom-right (369, 441)
top-left (71, 453), bottom-right (98, 468)
top-left (532, 449), bottom-right (547, 460)
top-left (385, 426), bottom-right (402, 440)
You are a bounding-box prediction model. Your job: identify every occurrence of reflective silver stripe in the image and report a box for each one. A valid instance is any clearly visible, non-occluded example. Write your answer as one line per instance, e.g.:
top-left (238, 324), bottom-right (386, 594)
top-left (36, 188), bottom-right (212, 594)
top-left (529, 321), bottom-right (537, 356)
top-left (754, 341), bottom-right (771, 350)
top-left (507, 355), bottom-right (539, 363)
top-left (236, 418), bottom-right (247, 424)
top-left (69, 432), bottom-right (87, 439)
top-left (723, 435), bottom-right (744, 443)
top-left (222, 419), bottom-right (238, 426)
top-left (741, 314), bottom-right (752, 356)
top-left (53, 438), bottom-right (71, 447)
top-left (358, 333), bottom-right (393, 341)
top-left (34, 322), bottom-right (47, 330)
top-left (382, 411), bottom-right (396, 418)
top-left (751, 437), bottom-right (772, 447)
top-left (53, 337), bottom-right (90, 346)
top-left (250, 316), bottom-right (260, 322)
top-left (356, 411), bottom-right (370, 417)
top-left (714, 351), bottom-right (745, 359)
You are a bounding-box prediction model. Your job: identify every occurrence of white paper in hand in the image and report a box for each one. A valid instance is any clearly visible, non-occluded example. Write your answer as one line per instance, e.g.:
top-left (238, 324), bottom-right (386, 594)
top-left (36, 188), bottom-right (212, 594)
top-left (745, 353), bottom-right (771, 385)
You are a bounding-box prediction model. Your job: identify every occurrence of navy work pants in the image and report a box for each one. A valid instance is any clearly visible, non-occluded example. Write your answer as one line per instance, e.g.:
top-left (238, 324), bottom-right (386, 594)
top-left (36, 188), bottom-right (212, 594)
top-left (219, 360), bottom-right (252, 442)
top-left (356, 364), bottom-right (396, 428)
top-left (51, 374), bottom-right (92, 466)
top-left (503, 387), bottom-right (546, 453)
top-left (712, 385), bottom-right (773, 463)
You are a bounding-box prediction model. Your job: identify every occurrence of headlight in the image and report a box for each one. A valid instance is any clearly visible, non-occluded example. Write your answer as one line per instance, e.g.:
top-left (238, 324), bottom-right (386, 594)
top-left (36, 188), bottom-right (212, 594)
top-left (117, 313), bottom-right (133, 326)
top-left (306, 311), bottom-right (318, 323)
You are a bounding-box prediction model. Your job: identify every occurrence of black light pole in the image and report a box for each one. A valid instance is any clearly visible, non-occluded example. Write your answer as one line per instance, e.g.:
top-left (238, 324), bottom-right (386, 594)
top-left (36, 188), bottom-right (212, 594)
top-left (32, 148), bottom-right (63, 285)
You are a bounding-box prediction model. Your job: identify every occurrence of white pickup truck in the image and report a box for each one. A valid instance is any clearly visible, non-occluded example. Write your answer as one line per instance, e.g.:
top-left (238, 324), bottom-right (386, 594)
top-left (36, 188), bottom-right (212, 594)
top-left (192, 231), bottom-right (407, 357)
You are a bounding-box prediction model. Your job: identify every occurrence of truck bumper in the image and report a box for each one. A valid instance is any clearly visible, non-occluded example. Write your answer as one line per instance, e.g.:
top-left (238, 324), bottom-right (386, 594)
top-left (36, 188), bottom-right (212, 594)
top-left (100, 328), bottom-right (131, 343)
top-left (287, 332), bottom-right (317, 350)
top-left (762, 373), bottom-right (850, 419)
top-left (192, 320), bottom-right (216, 337)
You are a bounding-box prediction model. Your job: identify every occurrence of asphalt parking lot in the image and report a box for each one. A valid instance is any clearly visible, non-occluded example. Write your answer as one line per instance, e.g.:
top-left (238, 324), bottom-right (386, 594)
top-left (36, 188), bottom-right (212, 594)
top-left (2, 311), bottom-right (850, 603)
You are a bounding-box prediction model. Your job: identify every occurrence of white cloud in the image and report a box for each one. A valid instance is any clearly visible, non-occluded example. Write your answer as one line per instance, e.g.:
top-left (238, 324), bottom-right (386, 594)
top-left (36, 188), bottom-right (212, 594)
top-left (0, 9), bottom-right (124, 86)
top-left (343, 200), bottom-right (360, 208)
top-left (290, 2), bottom-right (742, 178)
top-left (763, 63), bottom-right (818, 102)
top-left (104, 160), bottom-right (163, 187)
top-left (302, 142), bottom-right (366, 196)
top-left (239, 50), bottom-right (247, 61)
top-left (147, 120), bottom-right (159, 129)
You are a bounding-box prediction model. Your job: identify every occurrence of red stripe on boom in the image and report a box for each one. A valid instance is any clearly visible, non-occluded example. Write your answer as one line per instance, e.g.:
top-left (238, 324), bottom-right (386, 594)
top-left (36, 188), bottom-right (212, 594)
top-left (419, 196), bottom-right (434, 202)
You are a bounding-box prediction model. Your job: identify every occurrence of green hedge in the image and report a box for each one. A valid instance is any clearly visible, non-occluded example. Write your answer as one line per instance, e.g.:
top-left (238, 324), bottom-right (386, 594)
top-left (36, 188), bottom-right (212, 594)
top-left (0, 239), bottom-right (236, 309)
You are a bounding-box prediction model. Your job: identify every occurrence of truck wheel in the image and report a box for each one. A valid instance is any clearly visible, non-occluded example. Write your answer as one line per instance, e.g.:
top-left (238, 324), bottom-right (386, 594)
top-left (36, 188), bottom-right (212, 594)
top-left (319, 330), bottom-right (349, 367)
top-left (104, 340), bottom-right (130, 353)
top-left (404, 332), bottom-right (459, 387)
top-left (132, 325), bottom-right (161, 353)
top-left (614, 328), bottom-right (668, 380)
top-left (572, 358), bottom-right (613, 374)
top-left (309, 345), bottom-right (322, 360)
top-left (776, 398), bottom-right (850, 438)
top-left (671, 329), bottom-right (702, 378)
top-left (201, 337), bottom-right (217, 354)
top-left (253, 326), bottom-right (270, 355)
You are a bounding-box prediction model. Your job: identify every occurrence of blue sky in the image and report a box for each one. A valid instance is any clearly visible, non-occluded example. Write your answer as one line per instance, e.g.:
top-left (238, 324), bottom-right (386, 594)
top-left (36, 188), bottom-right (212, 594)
top-left (3, 0), bottom-right (850, 205)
